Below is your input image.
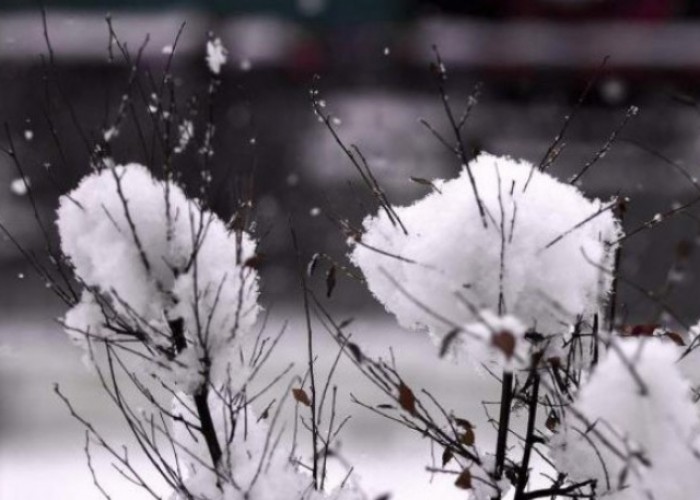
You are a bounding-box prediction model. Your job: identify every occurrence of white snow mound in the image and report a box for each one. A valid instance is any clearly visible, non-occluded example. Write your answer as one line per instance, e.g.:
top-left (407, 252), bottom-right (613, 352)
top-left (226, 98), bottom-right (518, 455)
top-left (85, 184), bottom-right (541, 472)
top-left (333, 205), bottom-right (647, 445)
top-left (350, 153), bottom-right (622, 338)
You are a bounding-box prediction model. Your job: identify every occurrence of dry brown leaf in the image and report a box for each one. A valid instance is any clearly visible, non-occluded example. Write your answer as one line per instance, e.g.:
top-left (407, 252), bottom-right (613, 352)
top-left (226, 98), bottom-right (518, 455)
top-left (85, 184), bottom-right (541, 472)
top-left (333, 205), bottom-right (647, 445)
top-left (398, 382), bottom-right (417, 416)
top-left (454, 468), bottom-right (472, 490)
top-left (491, 330), bottom-right (516, 359)
top-left (292, 388), bottom-right (311, 407)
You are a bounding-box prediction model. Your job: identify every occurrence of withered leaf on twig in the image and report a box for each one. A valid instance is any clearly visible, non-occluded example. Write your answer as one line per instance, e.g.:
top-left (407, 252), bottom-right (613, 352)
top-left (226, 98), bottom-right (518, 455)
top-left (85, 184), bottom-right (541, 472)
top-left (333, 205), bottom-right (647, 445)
top-left (347, 342), bottom-right (364, 363)
top-left (454, 468), bottom-right (472, 490)
top-left (460, 427), bottom-right (475, 447)
top-left (398, 382), bottom-right (417, 416)
top-left (441, 447), bottom-right (453, 467)
top-left (491, 330), bottom-right (516, 359)
top-left (545, 412), bottom-right (560, 431)
top-left (664, 331), bottom-right (686, 346)
top-left (292, 388), bottom-right (311, 407)
top-left (326, 264), bottom-right (337, 298)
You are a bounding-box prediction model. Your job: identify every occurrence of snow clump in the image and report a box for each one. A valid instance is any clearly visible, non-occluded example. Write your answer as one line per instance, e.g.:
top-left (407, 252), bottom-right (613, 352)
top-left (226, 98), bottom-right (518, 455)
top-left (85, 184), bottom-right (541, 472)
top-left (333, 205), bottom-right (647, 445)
top-left (550, 337), bottom-right (700, 499)
top-left (56, 163), bottom-right (260, 392)
top-left (350, 153), bottom-right (622, 346)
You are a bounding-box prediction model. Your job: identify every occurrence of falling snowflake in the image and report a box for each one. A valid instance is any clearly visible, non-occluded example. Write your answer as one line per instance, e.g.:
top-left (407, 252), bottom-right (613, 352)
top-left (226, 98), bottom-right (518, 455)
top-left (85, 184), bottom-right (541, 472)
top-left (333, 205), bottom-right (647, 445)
top-left (206, 37), bottom-right (228, 75)
top-left (103, 126), bottom-right (118, 142)
top-left (10, 177), bottom-right (29, 196)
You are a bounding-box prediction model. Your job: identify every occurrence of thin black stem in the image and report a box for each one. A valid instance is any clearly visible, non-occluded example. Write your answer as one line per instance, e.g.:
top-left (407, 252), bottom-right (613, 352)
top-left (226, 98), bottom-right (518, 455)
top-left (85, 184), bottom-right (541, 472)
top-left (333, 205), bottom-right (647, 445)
top-left (193, 388), bottom-right (222, 469)
top-left (494, 372), bottom-right (514, 483)
top-left (290, 221), bottom-right (319, 489)
top-left (514, 375), bottom-right (540, 499)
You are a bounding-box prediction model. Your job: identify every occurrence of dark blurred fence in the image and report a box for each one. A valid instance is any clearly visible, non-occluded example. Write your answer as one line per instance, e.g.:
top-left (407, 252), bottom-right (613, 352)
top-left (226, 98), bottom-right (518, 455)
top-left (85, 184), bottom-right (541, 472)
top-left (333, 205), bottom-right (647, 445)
top-left (2, 0), bottom-right (700, 324)
top-left (3, 0), bottom-right (700, 20)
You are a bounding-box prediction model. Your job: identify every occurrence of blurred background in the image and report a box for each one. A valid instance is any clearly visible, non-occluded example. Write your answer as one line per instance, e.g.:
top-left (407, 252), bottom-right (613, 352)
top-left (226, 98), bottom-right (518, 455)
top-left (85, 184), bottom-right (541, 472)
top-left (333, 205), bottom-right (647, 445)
top-left (4, 0), bottom-right (700, 498)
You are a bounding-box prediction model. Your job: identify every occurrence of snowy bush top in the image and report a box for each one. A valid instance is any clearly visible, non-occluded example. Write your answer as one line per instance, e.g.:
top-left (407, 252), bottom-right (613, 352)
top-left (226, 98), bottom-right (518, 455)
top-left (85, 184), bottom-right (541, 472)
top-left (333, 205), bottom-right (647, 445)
top-left (550, 337), bottom-right (700, 499)
top-left (57, 163), bottom-right (260, 392)
top-left (350, 153), bottom-right (622, 342)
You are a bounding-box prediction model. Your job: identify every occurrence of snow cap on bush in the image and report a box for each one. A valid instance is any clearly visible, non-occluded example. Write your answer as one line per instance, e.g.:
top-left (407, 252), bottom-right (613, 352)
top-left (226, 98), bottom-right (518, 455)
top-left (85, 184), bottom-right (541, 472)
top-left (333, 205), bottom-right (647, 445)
top-left (350, 153), bottom-right (622, 341)
top-left (57, 163), bottom-right (260, 391)
top-left (550, 337), bottom-right (700, 499)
